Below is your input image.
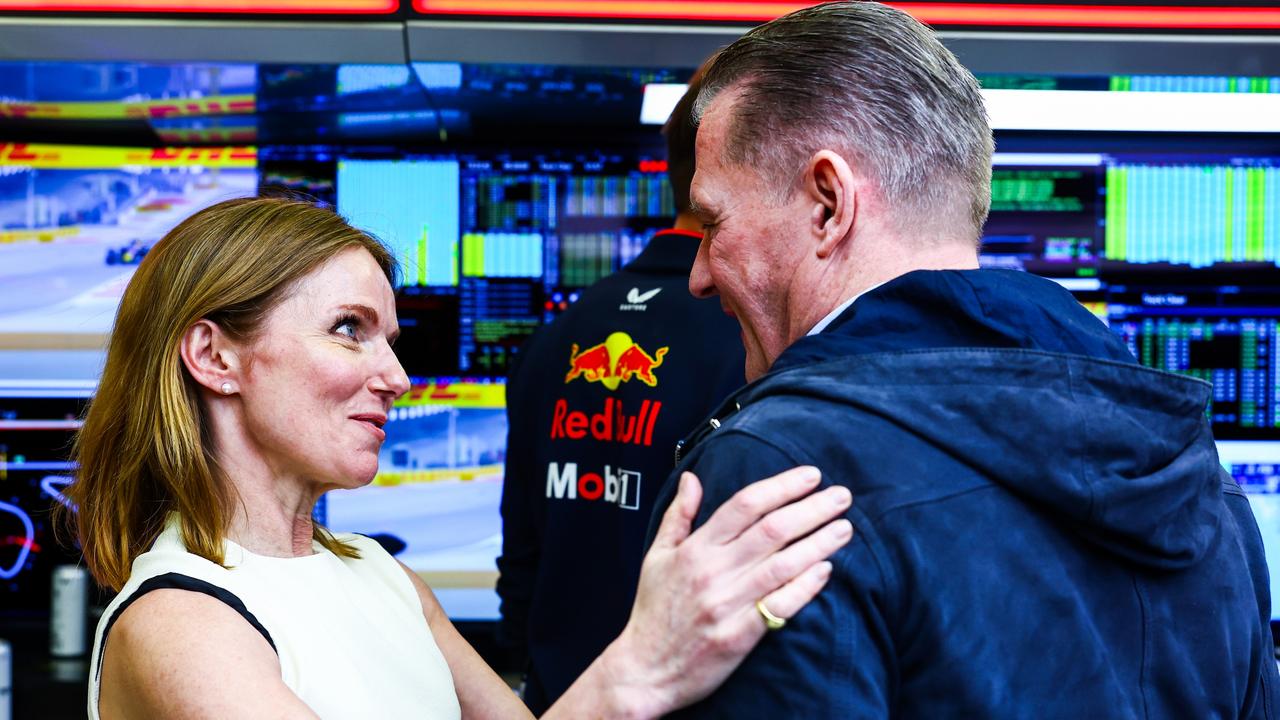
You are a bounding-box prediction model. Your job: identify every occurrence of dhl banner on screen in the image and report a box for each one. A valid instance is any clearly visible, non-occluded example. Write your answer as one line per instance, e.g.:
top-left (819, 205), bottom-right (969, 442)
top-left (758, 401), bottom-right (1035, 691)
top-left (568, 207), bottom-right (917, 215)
top-left (0, 95), bottom-right (254, 121)
top-left (412, 1), bottom-right (1280, 29)
top-left (0, 143), bottom-right (256, 169)
top-left (396, 381), bottom-right (505, 410)
top-left (0, 0), bottom-right (395, 12)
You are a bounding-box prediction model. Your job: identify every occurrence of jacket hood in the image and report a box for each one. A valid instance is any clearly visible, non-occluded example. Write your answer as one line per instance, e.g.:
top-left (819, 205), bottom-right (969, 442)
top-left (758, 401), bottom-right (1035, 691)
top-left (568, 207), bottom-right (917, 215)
top-left (752, 269), bottom-right (1224, 570)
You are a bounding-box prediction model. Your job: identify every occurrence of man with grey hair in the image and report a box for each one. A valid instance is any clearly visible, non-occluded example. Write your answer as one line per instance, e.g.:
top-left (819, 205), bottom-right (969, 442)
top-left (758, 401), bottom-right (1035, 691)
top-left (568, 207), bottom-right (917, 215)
top-left (651, 2), bottom-right (1276, 716)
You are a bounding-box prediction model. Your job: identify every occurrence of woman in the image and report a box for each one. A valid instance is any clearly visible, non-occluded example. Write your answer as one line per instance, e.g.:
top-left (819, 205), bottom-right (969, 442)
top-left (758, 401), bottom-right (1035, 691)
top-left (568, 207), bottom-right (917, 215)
top-left (65, 197), bottom-right (853, 719)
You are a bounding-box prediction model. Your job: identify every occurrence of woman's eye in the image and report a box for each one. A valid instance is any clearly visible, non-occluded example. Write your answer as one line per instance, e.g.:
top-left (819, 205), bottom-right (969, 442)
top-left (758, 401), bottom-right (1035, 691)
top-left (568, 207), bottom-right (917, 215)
top-left (335, 320), bottom-right (359, 339)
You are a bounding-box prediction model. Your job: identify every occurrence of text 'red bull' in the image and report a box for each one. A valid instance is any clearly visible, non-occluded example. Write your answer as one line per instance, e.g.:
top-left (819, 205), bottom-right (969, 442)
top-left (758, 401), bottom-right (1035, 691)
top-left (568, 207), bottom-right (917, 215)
top-left (550, 397), bottom-right (662, 446)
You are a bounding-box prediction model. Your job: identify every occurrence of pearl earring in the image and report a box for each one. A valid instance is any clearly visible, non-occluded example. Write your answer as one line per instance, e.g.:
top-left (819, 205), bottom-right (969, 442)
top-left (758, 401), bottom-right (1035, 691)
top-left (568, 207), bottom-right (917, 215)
top-left (220, 382), bottom-right (233, 395)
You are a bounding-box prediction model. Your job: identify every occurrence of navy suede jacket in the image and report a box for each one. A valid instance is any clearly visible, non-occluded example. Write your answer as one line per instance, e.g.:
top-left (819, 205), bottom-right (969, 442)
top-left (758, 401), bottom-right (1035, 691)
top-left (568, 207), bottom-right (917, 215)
top-left (654, 268), bottom-right (1278, 718)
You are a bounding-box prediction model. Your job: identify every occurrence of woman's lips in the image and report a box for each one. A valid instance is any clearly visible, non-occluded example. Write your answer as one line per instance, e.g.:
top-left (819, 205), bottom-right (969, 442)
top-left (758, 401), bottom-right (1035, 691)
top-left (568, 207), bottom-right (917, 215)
top-left (351, 415), bottom-right (387, 442)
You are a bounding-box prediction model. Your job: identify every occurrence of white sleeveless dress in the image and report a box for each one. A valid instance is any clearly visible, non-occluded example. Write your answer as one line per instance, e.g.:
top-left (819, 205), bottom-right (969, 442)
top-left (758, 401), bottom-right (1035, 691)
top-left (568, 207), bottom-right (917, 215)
top-left (88, 519), bottom-right (461, 719)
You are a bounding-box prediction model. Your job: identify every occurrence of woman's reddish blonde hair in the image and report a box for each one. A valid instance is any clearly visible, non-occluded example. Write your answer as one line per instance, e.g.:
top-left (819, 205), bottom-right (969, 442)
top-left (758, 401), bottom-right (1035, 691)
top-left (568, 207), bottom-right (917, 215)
top-left (62, 197), bottom-right (397, 591)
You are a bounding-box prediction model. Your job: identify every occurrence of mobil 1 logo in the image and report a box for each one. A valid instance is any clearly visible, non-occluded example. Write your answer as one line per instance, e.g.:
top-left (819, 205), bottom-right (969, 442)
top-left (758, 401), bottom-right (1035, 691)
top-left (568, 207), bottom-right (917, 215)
top-left (545, 462), bottom-right (642, 510)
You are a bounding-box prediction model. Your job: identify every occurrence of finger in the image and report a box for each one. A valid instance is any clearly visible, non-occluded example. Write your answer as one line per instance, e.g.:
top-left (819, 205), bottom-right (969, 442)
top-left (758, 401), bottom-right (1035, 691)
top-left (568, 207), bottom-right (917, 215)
top-left (698, 465), bottom-right (822, 546)
top-left (678, 471), bottom-right (703, 519)
top-left (726, 485), bottom-right (851, 567)
top-left (650, 472), bottom-right (703, 551)
top-left (741, 518), bottom-right (852, 606)
top-left (755, 560), bottom-right (835, 625)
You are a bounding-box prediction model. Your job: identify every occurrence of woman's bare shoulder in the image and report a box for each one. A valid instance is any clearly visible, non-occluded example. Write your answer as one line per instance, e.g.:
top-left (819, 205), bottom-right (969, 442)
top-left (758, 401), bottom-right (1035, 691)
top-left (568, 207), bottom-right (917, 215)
top-left (98, 589), bottom-right (318, 720)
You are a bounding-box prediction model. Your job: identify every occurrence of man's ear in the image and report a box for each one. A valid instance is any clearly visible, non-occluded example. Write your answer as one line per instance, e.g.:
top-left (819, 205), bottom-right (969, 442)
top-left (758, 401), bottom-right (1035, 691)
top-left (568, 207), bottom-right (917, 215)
top-left (805, 149), bottom-right (857, 259)
top-left (179, 319), bottom-right (242, 396)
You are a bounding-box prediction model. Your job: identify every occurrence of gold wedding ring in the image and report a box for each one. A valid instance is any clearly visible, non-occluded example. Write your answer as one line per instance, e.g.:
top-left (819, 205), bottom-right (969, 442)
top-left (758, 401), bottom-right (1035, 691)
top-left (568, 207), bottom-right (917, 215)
top-left (755, 599), bottom-right (786, 631)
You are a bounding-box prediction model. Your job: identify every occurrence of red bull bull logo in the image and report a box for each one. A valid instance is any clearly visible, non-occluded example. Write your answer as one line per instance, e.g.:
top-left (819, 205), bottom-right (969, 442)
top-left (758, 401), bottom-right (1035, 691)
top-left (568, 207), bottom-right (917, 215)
top-left (565, 331), bottom-right (668, 389)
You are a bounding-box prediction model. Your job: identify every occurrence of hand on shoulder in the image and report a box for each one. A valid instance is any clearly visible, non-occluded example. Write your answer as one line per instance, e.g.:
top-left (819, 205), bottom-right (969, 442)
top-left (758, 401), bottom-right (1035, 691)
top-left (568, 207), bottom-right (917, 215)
top-left (548, 466), bottom-right (853, 719)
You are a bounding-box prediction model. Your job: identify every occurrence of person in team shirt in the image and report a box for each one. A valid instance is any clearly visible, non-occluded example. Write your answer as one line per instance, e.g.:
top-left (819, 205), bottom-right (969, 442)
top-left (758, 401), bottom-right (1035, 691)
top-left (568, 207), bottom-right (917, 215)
top-left (497, 67), bottom-right (747, 713)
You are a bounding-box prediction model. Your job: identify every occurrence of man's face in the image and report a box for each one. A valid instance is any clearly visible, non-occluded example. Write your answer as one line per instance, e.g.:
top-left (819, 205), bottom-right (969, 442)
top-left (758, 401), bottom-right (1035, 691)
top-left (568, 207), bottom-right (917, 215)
top-left (689, 92), bottom-right (812, 381)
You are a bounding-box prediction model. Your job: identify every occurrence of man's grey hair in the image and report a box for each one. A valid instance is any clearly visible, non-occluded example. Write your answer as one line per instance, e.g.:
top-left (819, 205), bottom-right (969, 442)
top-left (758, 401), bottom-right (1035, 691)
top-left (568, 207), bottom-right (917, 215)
top-left (693, 1), bottom-right (994, 240)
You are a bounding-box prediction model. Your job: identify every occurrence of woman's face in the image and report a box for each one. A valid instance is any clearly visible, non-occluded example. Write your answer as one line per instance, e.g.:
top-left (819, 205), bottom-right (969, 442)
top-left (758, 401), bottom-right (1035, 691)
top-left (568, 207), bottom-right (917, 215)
top-left (236, 246), bottom-right (409, 490)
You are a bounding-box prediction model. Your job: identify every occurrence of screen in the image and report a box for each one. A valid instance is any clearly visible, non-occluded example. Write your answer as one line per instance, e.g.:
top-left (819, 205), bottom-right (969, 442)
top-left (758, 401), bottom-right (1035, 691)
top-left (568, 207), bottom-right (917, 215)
top-left (980, 152), bottom-right (1280, 271)
top-left (0, 396), bottom-right (82, 615)
top-left (0, 61), bottom-right (256, 120)
top-left (0, 143), bottom-right (258, 393)
top-left (324, 149), bottom-right (673, 379)
top-left (1107, 276), bottom-right (1280, 438)
top-left (6, 68), bottom-right (1280, 623)
top-left (337, 159), bottom-right (462, 287)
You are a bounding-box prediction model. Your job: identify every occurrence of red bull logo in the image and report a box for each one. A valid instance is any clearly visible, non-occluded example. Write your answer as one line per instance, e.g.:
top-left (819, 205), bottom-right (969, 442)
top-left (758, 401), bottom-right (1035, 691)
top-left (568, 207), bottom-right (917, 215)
top-left (565, 331), bottom-right (668, 389)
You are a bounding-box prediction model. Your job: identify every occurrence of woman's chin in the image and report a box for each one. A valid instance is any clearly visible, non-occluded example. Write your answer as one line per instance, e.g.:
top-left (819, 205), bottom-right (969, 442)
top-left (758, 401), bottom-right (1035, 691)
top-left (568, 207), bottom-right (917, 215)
top-left (328, 465), bottom-right (379, 491)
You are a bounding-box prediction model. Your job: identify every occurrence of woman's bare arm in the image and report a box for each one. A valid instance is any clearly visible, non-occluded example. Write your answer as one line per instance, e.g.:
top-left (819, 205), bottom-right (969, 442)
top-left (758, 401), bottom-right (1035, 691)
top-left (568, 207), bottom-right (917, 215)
top-left (98, 589), bottom-right (319, 720)
top-left (398, 564), bottom-right (536, 719)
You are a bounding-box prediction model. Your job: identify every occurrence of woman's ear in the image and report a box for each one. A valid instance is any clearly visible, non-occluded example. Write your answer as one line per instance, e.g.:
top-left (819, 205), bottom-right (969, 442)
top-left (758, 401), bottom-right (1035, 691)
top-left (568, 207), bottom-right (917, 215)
top-left (805, 149), bottom-right (858, 259)
top-left (179, 319), bottom-right (241, 396)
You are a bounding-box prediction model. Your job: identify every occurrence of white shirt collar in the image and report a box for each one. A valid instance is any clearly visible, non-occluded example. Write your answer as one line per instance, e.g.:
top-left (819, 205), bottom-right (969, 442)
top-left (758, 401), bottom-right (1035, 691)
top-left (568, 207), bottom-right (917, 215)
top-left (805, 281), bottom-right (888, 336)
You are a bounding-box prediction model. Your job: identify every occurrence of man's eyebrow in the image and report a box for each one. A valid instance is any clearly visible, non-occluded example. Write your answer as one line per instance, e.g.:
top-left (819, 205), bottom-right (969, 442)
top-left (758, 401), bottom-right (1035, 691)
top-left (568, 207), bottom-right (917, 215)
top-left (335, 303), bottom-right (400, 343)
